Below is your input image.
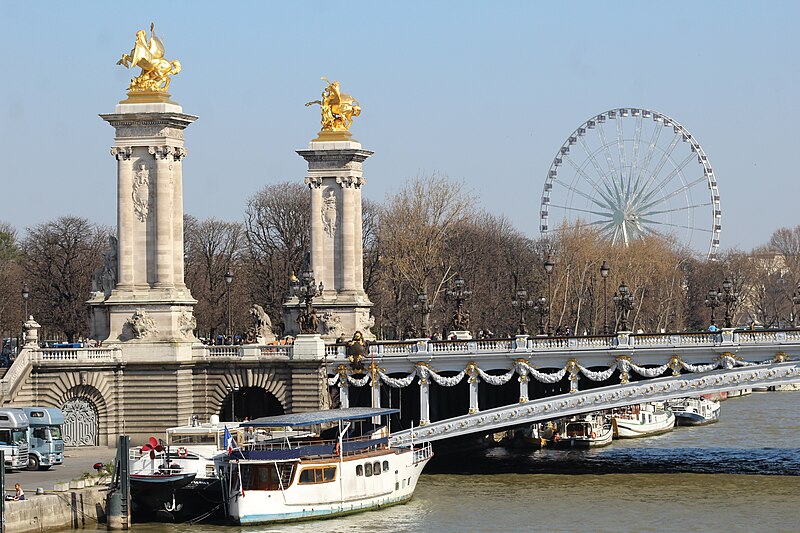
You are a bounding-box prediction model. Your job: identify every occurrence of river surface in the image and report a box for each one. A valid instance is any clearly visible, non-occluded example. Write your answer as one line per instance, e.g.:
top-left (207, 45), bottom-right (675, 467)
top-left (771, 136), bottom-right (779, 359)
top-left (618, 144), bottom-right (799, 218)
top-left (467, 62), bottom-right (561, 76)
top-left (82, 391), bottom-right (799, 532)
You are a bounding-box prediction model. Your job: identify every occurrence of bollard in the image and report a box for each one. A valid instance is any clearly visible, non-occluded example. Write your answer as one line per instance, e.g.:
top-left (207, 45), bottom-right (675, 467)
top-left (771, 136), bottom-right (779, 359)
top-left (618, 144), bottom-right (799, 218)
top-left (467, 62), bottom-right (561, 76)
top-left (106, 436), bottom-right (130, 530)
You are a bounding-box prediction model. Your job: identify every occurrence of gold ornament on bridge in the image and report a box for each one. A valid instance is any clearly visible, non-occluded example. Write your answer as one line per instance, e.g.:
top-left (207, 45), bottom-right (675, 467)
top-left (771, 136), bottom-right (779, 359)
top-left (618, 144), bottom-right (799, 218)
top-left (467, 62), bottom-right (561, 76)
top-left (116, 23), bottom-right (181, 101)
top-left (305, 77), bottom-right (361, 141)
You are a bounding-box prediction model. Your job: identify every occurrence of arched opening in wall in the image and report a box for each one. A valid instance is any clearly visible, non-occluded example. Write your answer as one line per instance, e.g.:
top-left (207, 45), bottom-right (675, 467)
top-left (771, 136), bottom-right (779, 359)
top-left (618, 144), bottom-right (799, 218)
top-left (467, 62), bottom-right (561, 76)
top-left (220, 387), bottom-right (283, 422)
top-left (62, 397), bottom-right (99, 446)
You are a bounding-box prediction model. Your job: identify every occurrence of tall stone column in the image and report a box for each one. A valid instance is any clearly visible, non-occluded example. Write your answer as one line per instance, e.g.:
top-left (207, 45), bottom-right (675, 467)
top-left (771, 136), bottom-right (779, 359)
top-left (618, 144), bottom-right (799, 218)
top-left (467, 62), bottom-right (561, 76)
top-left (91, 99), bottom-right (198, 355)
top-left (287, 141), bottom-right (375, 340)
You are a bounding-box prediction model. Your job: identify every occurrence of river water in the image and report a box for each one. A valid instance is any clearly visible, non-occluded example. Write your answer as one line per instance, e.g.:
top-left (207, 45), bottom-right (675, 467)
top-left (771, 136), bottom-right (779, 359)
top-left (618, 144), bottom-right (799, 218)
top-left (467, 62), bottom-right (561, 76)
top-left (82, 391), bottom-right (800, 532)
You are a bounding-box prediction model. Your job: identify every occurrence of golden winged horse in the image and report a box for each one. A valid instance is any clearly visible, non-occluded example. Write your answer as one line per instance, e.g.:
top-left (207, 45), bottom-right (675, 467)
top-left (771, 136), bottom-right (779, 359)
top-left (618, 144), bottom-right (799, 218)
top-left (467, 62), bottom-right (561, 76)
top-left (117, 23), bottom-right (181, 92)
top-left (305, 77), bottom-right (361, 131)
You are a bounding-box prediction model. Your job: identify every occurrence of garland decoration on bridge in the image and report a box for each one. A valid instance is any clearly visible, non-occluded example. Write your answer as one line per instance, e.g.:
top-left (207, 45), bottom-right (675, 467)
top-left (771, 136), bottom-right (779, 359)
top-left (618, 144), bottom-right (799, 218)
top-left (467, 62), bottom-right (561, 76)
top-left (327, 352), bottom-right (779, 391)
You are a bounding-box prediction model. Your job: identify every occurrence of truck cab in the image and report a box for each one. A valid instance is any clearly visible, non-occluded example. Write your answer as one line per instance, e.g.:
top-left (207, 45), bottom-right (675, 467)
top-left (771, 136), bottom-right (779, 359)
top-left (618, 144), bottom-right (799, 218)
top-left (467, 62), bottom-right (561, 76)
top-left (20, 407), bottom-right (65, 470)
top-left (0, 409), bottom-right (30, 471)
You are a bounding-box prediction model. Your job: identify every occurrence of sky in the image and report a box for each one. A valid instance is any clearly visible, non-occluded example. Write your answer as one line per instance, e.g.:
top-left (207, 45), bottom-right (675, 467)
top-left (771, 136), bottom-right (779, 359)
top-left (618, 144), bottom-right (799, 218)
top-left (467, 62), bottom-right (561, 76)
top-left (1, 1), bottom-right (798, 253)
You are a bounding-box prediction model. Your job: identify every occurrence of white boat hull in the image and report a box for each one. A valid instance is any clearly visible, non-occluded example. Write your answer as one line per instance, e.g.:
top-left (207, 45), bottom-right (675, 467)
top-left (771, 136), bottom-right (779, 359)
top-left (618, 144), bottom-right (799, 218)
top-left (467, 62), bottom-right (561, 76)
top-left (228, 446), bottom-right (431, 525)
top-left (613, 404), bottom-right (675, 439)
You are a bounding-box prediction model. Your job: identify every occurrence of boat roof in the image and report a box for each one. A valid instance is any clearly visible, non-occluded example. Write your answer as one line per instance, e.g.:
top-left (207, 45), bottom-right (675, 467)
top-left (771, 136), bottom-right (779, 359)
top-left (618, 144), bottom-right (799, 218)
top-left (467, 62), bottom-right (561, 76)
top-left (242, 408), bottom-right (400, 428)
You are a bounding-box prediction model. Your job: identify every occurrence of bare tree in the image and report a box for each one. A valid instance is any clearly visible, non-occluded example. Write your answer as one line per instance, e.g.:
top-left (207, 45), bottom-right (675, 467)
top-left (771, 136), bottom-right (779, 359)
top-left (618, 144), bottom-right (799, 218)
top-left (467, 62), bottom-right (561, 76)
top-left (21, 216), bottom-right (107, 342)
top-left (243, 182), bottom-right (310, 333)
top-left (0, 222), bottom-right (24, 339)
top-left (184, 215), bottom-right (246, 339)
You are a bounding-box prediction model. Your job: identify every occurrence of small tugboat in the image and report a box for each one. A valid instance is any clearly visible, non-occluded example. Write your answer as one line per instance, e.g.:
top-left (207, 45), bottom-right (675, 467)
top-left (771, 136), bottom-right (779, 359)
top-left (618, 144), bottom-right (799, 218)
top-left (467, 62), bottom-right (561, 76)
top-left (667, 397), bottom-right (721, 426)
top-left (549, 413), bottom-right (614, 449)
top-left (225, 407), bottom-right (433, 526)
top-left (612, 402), bottom-right (675, 439)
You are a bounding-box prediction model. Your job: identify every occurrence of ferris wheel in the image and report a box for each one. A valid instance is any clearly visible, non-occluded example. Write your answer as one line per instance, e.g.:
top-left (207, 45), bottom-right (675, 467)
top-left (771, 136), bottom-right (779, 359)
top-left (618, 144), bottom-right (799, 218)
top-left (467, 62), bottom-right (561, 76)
top-left (540, 108), bottom-right (721, 259)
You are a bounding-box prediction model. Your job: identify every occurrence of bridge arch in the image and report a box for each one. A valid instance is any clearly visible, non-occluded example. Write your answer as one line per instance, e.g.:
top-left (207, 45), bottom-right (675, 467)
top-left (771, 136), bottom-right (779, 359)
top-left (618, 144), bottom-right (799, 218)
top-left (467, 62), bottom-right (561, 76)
top-left (209, 366), bottom-right (290, 422)
top-left (219, 386), bottom-right (283, 422)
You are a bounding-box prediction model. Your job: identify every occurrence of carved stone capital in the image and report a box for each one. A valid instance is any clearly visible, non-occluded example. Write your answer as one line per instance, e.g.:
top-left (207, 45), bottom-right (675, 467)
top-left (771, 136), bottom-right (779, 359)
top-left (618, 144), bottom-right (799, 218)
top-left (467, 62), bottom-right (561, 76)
top-left (172, 147), bottom-right (188, 161)
top-left (335, 175), bottom-right (366, 189)
top-left (304, 176), bottom-right (323, 189)
top-left (110, 146), bottom-right (132, 161)
top-left (148, 145), bottom-right (175, 160)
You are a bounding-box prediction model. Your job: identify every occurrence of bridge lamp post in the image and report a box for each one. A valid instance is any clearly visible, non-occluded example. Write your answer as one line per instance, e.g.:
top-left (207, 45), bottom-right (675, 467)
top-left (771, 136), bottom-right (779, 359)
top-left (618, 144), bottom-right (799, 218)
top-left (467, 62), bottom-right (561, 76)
top-left (293, 266), bottom-right (323, 334)
top-left (21, 282), bottom-right (29, 320)
top-left (533, 295), bottom-right (548, 336)
top-left (511, 287), bottom-right (534, 335)
top-left (721, 278), bottom-right (737, 329)
top-left (704, 287), bottom-right (721, 328)
top-left (224, 269), bottom-right (234, 337)
top-left (413, 293), bottom-right (433, 338)
top-left (792, 288), bottom-right (800, 327)
top-left (446, 274), bottom-right (472, 332)
top-left (544, 258), bottom-right (554, 335)
top-left (613, 282), bottom-right (635, 332)
top-left (225, 384), bottom-right (240, 421)
top-left (600, 261), bottom-right (610, 334)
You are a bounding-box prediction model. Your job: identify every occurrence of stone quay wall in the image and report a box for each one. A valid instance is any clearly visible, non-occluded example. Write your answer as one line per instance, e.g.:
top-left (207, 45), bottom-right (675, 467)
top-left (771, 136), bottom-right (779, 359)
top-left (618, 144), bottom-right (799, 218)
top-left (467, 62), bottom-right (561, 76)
top-left (3, 486), bottom-right (106, 533)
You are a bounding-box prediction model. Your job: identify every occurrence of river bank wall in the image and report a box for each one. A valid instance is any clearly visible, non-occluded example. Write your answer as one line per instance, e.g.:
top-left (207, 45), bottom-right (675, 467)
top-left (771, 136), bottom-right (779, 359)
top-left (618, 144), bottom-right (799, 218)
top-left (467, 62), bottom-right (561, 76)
top-left (3, 486), bottom-right (106, 533)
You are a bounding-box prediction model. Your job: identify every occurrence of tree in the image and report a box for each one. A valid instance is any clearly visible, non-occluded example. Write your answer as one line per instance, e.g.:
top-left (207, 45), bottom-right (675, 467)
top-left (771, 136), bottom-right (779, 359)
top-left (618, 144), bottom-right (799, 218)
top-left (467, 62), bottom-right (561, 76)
top-left (21, 216), bottom-right (107, 342)
top-left (243, 182), bottom-right (310, 333)
top-left (0, 223), bottom-right (23, 339)
top-left (184, 215), bottom-right (246, 339)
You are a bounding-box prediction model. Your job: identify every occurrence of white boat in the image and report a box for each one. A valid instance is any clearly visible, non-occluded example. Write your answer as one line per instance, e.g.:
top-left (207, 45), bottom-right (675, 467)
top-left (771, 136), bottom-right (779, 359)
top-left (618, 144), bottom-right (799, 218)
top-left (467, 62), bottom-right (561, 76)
top-left (129, 415), bottom-right (310, 521)
top-left (725, 388), bottom-right (753, 398)
top-left (667, 397), bottom-right (721, 426)
top-left (225, 407), bottom-right (433, 526)
top-left (549, 413), bottom-right (614, 449)
top-left (612, 402), bottom-right (675, 439)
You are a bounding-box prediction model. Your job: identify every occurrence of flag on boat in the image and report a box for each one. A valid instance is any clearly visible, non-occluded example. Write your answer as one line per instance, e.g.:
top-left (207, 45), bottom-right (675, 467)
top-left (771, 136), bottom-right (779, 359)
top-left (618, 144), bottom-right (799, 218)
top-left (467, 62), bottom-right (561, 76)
top-left (224, 425), bottom-right (237, 454)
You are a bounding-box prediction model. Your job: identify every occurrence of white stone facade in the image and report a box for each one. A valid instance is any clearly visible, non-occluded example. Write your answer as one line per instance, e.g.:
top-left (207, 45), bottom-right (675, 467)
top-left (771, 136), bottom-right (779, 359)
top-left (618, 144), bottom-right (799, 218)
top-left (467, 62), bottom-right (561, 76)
top-left (285, 141), bottom-right (374, 339)
top-left (89, 101), bottom-right (198, 349)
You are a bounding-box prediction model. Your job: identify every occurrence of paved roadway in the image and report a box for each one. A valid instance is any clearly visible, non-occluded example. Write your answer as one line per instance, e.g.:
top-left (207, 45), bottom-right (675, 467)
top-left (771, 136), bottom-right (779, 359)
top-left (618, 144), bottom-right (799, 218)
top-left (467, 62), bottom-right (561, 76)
top-left (3, 446), bottom-right (117, 498)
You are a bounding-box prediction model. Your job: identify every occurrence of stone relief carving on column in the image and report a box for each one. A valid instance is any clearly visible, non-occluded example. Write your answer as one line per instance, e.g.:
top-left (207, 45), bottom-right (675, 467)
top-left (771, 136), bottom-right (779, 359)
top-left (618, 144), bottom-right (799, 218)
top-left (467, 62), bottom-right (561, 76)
top-left (124, 309), bottom-right (158, 339)
top-left (132, 164), bottom-right (152, 222)
top-left (110, 146), bottom-right (132, 160)
top-left (178, 310), bottom-right (197, 338)
top-left (358, 313), bottom-right (375, 334)
top-left (172, 147), bottom-right (187, 161)
top-left (322, 188), bottom-right (337, 238)
top-left (321, 311), bottom-right (341, 336)
top-left (248, 304), bottom-right (275, 343)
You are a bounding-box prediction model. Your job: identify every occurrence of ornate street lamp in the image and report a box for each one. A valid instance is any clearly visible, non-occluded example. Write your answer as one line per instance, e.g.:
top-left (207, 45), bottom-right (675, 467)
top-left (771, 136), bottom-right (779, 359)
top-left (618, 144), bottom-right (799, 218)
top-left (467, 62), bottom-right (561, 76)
top-left (721, 277), bottom-right (737, 328)
top-left (704, 287), bottom-right (720, 327)
top-left (600, 261), bottom-right (610, 334)
top-left (533, 295), bottom-right (548, 336)
top-left (292, 263), bottom-right (323, 334)
top-left (511, 287), bottom-right (534, 335)
top-left (413, 292), bottom-right (433, 338)
top-left (224, 269), bottom-right (234, 337)
top-left (21, 282), bottom-right (30, 320)
top-left (446, 274), bottom-right (472, 331)
top-left (544, 258), bottom-right (554, 335)
top-left (792, 286), bottom-right (800, 327)
top-left (612, 281), bottom-right (635, 332)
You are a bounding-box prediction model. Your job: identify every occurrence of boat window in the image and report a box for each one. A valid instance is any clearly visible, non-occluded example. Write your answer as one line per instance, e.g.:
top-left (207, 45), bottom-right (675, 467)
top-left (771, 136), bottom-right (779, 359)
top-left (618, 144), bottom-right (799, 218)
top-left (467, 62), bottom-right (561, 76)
top-left (243, 464), bottom-right (295, 490)
top-left (402, 479), bottom-right (406, 488)
top-left (365, 462), bottom-right (373, 477)
top-left (299, 466), bottom-right (337, 484)
top-left (395, 482), bottom-right (399, 490)
top-left (356, 464), bottom-right (363, 476)
top-left (373, 462), bottom-right (381, 476)
top-left (169, 433), bottom-right (217, 445)
top-left (382, 461), bottom-right (389, 472)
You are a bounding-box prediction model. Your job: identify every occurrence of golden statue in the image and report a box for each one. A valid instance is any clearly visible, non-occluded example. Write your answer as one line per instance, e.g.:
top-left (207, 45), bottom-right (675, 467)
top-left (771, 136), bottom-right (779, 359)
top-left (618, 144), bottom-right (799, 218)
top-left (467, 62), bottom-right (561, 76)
top-left (117, 23), bottom-right (181, 96)
top-left (305, 77), bottom-right (361, 140)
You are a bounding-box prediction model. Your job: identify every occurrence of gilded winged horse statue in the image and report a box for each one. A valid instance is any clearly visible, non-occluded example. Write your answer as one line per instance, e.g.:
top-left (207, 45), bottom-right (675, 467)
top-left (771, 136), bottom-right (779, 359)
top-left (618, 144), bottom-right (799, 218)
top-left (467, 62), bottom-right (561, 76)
top-left (305, 77), bottom-right (361, 132)
top-left (117, 23), bottom-right (181, 92)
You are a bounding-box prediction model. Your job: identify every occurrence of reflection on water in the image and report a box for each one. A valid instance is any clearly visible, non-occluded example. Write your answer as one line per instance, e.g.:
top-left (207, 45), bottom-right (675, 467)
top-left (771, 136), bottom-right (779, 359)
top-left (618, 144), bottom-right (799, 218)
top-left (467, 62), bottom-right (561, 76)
top-left (84, 392), bottom-right (800, 533)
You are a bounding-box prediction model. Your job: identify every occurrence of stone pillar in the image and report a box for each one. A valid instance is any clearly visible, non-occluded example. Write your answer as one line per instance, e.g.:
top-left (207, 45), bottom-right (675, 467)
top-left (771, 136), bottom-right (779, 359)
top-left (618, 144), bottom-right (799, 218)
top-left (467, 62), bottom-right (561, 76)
top-left (518, 374), bottom-right (529, 403)
top-left (338, 380), bottom-right (349, 409)
top-left (418, 376), bottom-right (430, 426)
top-left (94, 100), bottom-right (198, 352)
top-left (468, 375), bottom-right (480, 415)
top-left (289, 141), bottom-right (375, 340)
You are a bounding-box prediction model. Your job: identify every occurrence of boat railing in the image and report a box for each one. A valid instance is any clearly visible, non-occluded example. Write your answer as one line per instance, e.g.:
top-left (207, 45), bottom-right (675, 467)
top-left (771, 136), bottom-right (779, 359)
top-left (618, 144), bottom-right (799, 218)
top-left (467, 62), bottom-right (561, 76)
top-left (412, 442), bottom-right (433, 464)
top-left (239, 434), bottom-right (389, 461)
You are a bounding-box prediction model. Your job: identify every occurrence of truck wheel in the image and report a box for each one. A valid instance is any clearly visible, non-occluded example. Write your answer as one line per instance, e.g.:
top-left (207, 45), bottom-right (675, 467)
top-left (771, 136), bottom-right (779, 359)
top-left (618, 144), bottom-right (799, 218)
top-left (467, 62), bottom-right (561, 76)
top-left (27, 455), bottom-right (40, 471)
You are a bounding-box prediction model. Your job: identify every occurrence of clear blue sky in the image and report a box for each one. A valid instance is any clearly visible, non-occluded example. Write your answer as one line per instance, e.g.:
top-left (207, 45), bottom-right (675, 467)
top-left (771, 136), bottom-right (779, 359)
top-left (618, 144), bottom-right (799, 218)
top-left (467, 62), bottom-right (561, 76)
top-left (2, 1), bottom-right (797, 252)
